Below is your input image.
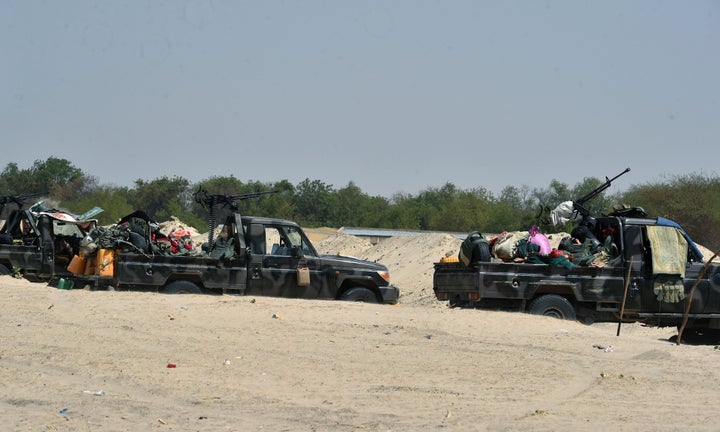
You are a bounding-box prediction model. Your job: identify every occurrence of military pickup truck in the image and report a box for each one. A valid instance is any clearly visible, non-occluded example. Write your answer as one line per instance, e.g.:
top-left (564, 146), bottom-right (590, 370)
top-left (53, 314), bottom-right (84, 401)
top-left (0, 195), bottom-right (400, 305)
top-left (433, 214), bottom-right (720, 333)
top-left (112, 212), bottom-right (400, 304)
top-left (0, 197), bottom-right (100, 282)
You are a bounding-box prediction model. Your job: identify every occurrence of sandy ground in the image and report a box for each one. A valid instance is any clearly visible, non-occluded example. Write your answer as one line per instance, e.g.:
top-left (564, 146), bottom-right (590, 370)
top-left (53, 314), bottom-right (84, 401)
top-left (2, 226), bottom-right (720, 431)
top-left (3, 277), bottom-right (720, 432)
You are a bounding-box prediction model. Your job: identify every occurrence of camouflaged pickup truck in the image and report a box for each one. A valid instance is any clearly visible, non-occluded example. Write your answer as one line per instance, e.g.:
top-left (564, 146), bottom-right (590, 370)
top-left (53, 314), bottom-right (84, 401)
top-left (115, 213), bottom-right (400, 304)
top-left (1, 210), bottom-right (400, 305)
top-left (433, 215), bottom-right (720, 332)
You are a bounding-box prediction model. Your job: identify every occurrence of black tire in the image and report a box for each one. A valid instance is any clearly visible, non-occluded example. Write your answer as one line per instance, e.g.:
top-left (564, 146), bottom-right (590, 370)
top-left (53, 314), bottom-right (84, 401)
top-left (448, 297), bottom-right (473, 308)
top-left (340, 287), bottom-right (380, 303)
top-left (475, 241), bottom-right (491, 262)
top-left (527, 294), bottom-right (577, 321)
top-left (674, 327), bottom-right (720, 345)
top-left (459, 233), bottom-right (491, 265)
top-left (578, 313), bottom-right (595, 325)
top-left (163, 280), bottom-right (202, 294)
top-left (0, 263), bottom-right (11, 275)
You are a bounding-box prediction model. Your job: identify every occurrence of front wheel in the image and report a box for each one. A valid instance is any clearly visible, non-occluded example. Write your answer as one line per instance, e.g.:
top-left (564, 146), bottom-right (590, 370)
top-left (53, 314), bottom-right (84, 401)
top-left (0, 263), bottom-right (11, 276)
top-left (163, 280), bottom-right (202, 294)
top-left (528, 294), bottom-right (576, 321)
top-left (340, 287), bottom-right (379, 303)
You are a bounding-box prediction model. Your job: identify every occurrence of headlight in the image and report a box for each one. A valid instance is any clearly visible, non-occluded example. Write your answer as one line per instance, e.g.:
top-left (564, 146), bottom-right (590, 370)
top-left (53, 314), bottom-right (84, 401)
top-left (377, 270), bottom-right (390, 283)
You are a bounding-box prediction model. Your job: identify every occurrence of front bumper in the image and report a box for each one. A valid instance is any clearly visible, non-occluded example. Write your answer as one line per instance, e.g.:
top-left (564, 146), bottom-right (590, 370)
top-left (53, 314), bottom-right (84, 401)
top-left (380, 285), bottom-right (400, 305)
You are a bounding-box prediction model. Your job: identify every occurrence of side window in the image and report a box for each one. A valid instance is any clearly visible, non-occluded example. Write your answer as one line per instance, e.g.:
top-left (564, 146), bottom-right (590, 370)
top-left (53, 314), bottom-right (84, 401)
top-left (266, 227), bottom-right (290, 255)
top-left (286, 227), bottom-right (302, 248)
top-left (256, 224), bottom-right (314, 256)
top-left (624, 226), bottom-right (644, 270)
top-left (265, 225), bottom-right (312, 256)
top-left (285, 226), bottom-right (313, 256)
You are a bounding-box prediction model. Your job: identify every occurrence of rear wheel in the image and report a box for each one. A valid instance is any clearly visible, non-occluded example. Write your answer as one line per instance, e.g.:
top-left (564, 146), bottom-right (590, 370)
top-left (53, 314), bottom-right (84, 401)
top-left (0, 263), bottom-right (11, 275)
top-left (340, 287), bottom-right (379, 303)
top-left (528, 294), bottom-right (576, 321)
top-left (675, 327), bottom-right (720, 345)
top-left (163, 280), bottom-right (202, 294)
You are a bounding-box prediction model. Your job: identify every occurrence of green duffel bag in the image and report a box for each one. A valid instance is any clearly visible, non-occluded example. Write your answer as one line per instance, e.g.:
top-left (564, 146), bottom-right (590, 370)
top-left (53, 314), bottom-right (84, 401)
top-left (458, 231), bottom-right (491, 266)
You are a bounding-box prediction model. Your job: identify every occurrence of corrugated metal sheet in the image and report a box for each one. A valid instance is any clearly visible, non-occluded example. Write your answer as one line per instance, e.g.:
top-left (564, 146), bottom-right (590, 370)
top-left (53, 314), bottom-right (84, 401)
top-left (339, 227), bottom-right (468, 241)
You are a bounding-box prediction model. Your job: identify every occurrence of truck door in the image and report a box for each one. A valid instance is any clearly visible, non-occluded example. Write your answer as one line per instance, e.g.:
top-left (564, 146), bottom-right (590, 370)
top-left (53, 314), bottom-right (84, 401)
top-left (211, 217), bottom-right (249, 294)
top-left (621, 225), bottom-right (645, 311)
top-left (246, 222), bottom-right (265, 296)
top-left (255, 224), bottom-right (321, 299)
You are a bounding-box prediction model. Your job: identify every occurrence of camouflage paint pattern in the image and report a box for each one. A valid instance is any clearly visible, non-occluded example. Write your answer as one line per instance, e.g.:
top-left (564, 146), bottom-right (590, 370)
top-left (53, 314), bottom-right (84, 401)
top-left (114, 249), bottom-right (399, 304)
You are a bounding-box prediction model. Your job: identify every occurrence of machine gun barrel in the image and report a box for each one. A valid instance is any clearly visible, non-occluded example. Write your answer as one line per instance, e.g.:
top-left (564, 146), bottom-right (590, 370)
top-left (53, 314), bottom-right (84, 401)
top-left (194, 189), bottom-right (278, 210)
top-left (0, 192), bottom-right (45, 212)
top-left (0, 192), bottom-right (44, 206)
top-left (573, 167), bottom-right (630, 218)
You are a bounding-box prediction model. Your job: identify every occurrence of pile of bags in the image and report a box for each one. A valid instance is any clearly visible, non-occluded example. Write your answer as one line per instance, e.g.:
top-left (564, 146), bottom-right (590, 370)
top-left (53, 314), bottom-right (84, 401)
top-left (79, 210), bottom-right (200, 257)
top-left (66, 210), bottom-right (204, 277)
top-left (458, 225), bottom-right (620, 269)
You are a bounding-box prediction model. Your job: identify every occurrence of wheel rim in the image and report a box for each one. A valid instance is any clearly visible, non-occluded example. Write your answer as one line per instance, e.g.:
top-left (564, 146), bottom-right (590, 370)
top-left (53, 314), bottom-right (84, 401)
top-left (544, 308), bottom-right (565, 319)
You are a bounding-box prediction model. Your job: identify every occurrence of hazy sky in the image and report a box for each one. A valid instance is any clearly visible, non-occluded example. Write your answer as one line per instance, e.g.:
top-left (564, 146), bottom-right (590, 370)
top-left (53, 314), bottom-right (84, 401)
top-left (2, 1), bottom-right (718, 198)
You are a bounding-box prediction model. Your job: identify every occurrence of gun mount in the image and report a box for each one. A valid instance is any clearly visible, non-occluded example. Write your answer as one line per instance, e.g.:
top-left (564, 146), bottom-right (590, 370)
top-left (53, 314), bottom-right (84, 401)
top-left (194, 187), bottom-right (279, 246)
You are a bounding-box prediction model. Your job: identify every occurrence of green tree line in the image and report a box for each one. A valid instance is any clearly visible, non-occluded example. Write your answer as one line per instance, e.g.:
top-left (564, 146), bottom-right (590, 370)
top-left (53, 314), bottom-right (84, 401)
top-left (1, 157), bottom-right (718, 250)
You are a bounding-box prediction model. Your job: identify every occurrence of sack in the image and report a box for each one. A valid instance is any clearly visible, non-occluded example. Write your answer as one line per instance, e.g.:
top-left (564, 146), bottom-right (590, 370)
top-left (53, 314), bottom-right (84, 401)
top-left (209, 237), bottom-right (236, 259)
top-left (117, 211), bottom-right (158, 241)
top-left (492, 231), bottom-right (529, 262)
top-left (549, 201), bottom-right (576, 226)
top-left (296, 259), bottom-right (310, 286)
top-left (515, 239), bottom-right (541, 259)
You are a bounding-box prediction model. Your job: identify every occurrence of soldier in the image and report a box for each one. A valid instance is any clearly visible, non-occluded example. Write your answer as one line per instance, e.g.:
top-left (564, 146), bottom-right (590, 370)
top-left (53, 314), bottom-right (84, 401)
top-left (208, 225), bottom-right (235, 259)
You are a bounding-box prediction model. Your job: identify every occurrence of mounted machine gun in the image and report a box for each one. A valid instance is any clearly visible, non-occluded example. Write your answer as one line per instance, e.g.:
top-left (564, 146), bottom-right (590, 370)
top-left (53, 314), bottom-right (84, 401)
top-left (571, 167), bottom-right (631, 221)
top-left (0, 192), bottom-right (46, 239)
top-left (0, 192), bottom-right (45, 214)
top-left (193, 187), bottom-right (279, 246)
top-left (545, 168), bottom-right (631, 228)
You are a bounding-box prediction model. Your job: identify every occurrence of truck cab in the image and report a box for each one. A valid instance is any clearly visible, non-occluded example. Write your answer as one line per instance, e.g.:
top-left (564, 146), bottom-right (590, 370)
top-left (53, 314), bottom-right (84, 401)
top-left (240, 215), bottom-right (398, 303)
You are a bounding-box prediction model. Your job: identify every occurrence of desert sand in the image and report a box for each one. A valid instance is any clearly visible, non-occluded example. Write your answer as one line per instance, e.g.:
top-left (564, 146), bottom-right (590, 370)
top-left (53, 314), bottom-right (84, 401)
top-left (2, 227), bottom-right (720, 431)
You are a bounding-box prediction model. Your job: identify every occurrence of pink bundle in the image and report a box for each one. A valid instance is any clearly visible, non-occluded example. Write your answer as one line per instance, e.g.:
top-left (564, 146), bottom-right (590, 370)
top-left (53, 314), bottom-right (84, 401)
top-left (528, 225), bottom-right (551, 255)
